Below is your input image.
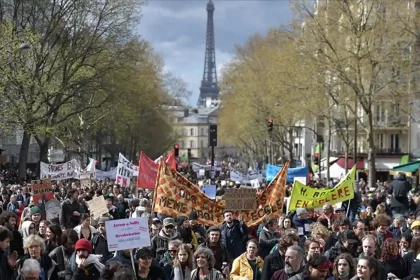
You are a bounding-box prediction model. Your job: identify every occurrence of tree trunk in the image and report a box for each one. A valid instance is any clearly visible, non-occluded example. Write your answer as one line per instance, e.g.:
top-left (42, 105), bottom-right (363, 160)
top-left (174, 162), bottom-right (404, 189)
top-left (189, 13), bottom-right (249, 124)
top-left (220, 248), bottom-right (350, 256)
top-left (288, 130), bottom-right (295, 167)
top-left (39, 141), bottom-right (49, 164)
top-left (326, 120), bottom-right (332, 183)
top-left (367, 114), bottom-right (376, 189)
top-left (18, 131), bottom-right (31, 182)
top-left (344, 145), bottom-right (349, 174)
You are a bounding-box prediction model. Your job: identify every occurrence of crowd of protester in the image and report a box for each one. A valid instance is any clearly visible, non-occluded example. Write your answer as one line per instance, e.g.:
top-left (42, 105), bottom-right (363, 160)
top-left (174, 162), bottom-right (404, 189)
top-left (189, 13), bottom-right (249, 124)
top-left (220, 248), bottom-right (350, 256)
top-left (0, 171), bottom-right (417, 280)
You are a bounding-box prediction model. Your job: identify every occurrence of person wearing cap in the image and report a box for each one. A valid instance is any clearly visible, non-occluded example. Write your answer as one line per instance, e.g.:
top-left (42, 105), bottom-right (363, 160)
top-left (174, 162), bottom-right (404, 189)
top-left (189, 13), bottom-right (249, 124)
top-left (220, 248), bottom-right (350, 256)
top-left (189, 211), bottom-right (207, 244)
top-left (151, 217), bottom-right (181, 261)
top-left (410, 220), bottom-right (420, 238)
top-left (28, 206), bottom-right (42, 233)
top-left (292, 208), bottom-right (313, 237)
top-left (135, 247), bottom-right (166, 280)
top-left (150, 218), bottom-right (162, 239)
top-left (324, 230), bottom-right (360, 262)
top-left (198, 226), bottom-right (229, 272)
top-left (289, 255), bottom-right (330, 280)
top-left (65, 238), bottom-right (104, 280)
top-left (91, 216), bottom-right (112, 264)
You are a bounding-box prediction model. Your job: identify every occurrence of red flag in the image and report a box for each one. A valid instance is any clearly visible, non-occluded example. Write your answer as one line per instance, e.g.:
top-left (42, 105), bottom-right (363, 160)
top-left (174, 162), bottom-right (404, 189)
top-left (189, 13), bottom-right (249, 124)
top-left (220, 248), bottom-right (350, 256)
top-left (164, 150), bottom-right (176, 170)
top-left (137, 152), bottom-right (159, 189)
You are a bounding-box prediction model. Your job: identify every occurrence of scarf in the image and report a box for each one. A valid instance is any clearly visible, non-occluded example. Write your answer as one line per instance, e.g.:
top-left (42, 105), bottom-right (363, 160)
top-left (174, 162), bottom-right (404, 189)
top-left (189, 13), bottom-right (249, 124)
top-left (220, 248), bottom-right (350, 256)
top-left (76, 254), bottom-right (104, 273)
top-left (173, 265), bottom-right (192, 280)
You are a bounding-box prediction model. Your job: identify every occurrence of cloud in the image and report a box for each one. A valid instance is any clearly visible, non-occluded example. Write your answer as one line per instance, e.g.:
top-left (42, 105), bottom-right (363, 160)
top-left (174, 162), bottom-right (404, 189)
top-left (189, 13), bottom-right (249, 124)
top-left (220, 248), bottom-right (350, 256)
top-left (137, 0), bottom-right (293, 105)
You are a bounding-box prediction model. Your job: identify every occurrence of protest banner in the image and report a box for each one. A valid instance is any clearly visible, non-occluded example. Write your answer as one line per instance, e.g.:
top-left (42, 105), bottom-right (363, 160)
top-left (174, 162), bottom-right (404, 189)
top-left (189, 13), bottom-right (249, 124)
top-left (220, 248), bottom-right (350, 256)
top-left (288, 165), bottom-right (356, 211)
top-left (86, 196), bottom-right (109, 218)
top-left (153, 161), bottom-right (289, 227)
top-left (45, 199), bottom-right (61, 221)
top-left (266, 164), bottom-right (308, 183)
top-left (115, 153), bottom-right (135, 187)
top-left (40, 159), bottom-right (80, 180)
top-left (224, 188), bottom-right (257, 211)
top-left (106, 217), bottom-right (151, 251)
top-left (137, 152), bottom-right (159, 189)
top-left (32, 179), bottom-right (54, 205)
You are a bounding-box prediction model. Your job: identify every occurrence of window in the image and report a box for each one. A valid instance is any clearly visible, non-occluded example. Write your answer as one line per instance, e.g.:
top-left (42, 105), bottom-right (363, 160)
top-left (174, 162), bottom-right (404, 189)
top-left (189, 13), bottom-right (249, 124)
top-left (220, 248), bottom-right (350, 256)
top-left (390, 134), bottom-right (399, 150)
top-left (377, 134), bottom-right (384, 148)
top-left (201, 140), bottom-right (204, 148)
top-left (376, 103), bottom-right (385, 122)
top-left (201, 128), bottom-right (204, 136)
top-left (190, 128), bottom-right (194, 136)
top-left (190, 140), bottom-right (195, 149)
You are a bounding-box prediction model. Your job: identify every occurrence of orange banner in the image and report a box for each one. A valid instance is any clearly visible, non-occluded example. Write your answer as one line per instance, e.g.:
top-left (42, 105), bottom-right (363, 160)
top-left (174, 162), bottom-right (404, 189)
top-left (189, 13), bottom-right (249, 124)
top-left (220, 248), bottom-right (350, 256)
top-left (153, 161), bottom-right (289, 227)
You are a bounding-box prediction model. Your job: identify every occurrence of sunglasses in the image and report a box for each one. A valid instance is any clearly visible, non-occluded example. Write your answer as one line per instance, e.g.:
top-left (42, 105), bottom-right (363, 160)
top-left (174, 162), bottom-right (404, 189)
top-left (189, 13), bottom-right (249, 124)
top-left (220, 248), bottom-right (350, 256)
top-left (165, 225), bottom-right (174, 229)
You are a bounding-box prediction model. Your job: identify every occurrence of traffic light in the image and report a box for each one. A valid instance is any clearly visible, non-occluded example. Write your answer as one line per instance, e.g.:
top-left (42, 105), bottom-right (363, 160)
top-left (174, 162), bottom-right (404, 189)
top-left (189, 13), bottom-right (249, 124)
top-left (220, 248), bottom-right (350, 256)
top-left (267, 119), bottom-right (274, 132)
top-left (174, 144), bottom-right (179, 157)
top-left (209, 125), bottom-right (218, 147)
top-left (187, 148), bottom-right (192, 159)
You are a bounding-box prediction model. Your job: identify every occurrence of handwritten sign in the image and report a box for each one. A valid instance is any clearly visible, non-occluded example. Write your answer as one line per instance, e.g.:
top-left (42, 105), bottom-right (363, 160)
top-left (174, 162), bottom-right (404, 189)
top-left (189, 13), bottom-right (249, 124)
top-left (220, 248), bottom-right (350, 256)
top-left (224, 188), bottom-right (257, 211)
top-left (40, 159), bottom-right (80, 180)
top-left (115, 153), bottom-right (135, 187)
top-left (32, 179), bottom-right (54, 205)
top-left (106, 217), bottom-right (151, 251)
top-left (86, 196), bottom-right (108, 218)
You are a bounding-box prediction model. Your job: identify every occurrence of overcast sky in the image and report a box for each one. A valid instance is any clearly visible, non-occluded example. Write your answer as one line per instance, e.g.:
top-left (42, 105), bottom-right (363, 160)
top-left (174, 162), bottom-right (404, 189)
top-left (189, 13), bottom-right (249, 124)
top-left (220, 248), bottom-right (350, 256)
top-left (137, 0), bottom-right (294, 106)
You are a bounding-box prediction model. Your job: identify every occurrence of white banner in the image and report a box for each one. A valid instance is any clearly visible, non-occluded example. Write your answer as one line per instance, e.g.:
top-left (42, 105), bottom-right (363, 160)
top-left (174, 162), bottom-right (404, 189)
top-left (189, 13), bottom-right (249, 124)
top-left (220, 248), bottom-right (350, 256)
top-left (96, 169), bottom-right (117, 180)
top-left (115, 153), bottom-right (136, 187)
top-left (40, 159), bottom-right (81, 180)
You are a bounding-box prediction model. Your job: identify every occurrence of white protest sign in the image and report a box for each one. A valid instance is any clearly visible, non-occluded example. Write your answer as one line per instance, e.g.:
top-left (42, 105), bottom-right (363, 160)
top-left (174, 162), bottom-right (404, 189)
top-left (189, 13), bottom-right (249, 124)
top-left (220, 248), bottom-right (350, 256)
top-left (86, 196), bottom-right (109, 219)
top-left (40, 159), bottom-right (81, 180)
top-left (106, 217), bottom-right (151, 251)
top-left (115, 153), bottom-right (136, 187)
top-left (250, 179), bottom-right (260, 189)
top-left (294, 177), bottom-right (307, 185)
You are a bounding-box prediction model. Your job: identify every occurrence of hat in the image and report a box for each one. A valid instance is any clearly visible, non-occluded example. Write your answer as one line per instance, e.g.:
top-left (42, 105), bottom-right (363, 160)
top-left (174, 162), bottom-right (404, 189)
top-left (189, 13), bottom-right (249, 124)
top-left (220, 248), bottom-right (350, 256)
top-left (189, 211), bottom-right (198, 220)
top-left (163, 217), bottom-right (176, 227)
top-left (98, 216), bottom-right (110, 225)
top-left (30, 206), bottom-right (41, 216)
top-left (411, 221), bottom-right (420, 230)
top-left (136, 248), bottom-right (153, 259)
top-left (296, 208), bottom-right (309, 216)
top-left (75, 238), bottom-right (92, 254)
top-left (177, 216), bottom-right (188, 225)
top-left (151, 217), bottom-right (161, 224)
top-left (340, 230), bottom-right (359, 244)
top-left (207, 226), bottom-right (221, 233)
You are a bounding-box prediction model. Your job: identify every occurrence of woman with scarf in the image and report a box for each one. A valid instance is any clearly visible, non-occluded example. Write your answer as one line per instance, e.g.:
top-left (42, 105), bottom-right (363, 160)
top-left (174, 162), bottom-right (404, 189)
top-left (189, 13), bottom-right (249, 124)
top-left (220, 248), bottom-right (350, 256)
top-left (13, 234), bottom-right (59, 280)
top-left (177, 216), bottom-right (198, 251)
top-left (169, 244), bottom-right (193, 280)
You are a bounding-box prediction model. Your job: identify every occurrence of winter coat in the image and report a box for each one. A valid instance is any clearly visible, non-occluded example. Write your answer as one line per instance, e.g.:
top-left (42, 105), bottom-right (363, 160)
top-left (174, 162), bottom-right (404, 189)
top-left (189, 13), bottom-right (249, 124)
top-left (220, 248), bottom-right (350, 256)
top-left (198, 240), bottom-right (230, 271)
top-left (221, 220), bottom-right (248, 260)
top-left (261, 249), bottom-right (284, 280)
top-left (151, 230), bottom-right (182, 261)
top-left (230, 253), bottom-right (263, 280)
top-left (258, 227), bottom-right (280, 259)
top-left (388, 174), bottom-right (411, 210)
top-left (14, 254), bottom-right (59, 280)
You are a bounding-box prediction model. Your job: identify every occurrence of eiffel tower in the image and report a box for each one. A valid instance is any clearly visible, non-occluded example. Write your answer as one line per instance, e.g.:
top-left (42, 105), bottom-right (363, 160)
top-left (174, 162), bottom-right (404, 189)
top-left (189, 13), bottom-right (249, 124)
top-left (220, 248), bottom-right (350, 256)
top-left (197, 0), bottom-right (219, 107)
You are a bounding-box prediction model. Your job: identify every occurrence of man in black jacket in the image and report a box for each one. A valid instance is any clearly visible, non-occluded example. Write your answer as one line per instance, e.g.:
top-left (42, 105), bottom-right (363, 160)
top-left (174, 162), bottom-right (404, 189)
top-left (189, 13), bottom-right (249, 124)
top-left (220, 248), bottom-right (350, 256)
top-left (60, 189), bottom-right (81, 229)
top-left (388, 172), bottom-right (412, 216)
top-left (220, 211), bottom-right (248, 260)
